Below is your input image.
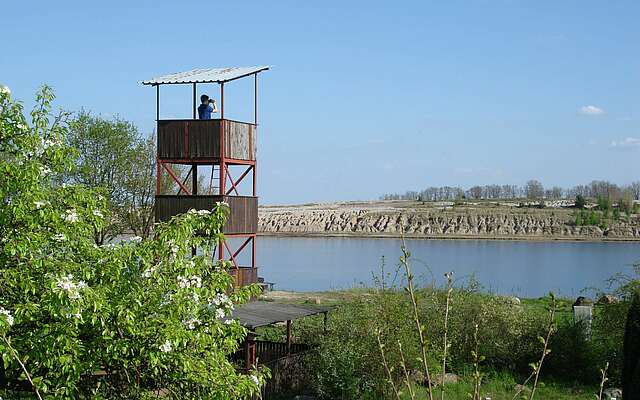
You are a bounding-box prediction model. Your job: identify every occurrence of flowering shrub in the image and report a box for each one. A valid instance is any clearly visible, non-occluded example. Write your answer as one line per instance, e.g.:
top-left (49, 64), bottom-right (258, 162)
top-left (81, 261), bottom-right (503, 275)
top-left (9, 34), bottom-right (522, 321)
top-left (0, 87), bottom-right (264, 398)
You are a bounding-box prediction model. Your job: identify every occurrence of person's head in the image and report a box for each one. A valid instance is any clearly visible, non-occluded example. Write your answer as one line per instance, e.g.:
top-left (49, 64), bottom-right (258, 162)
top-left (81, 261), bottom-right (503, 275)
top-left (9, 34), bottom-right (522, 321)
top-left (200, 94), bottom-right (209, 104)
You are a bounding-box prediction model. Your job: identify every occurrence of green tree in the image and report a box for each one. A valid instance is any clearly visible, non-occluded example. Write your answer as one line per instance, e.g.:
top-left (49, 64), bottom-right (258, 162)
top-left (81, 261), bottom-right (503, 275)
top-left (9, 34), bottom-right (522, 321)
top-left (65, 111), bottom-right (155, 244)
top-left (0, 87), bottom-right (264, 399)
top-left (575, 194), bottom-right (586, 209)
top-left (121, 135), bottom-right (156, 238)
top-left (597, 195), bottom-right (611, 212)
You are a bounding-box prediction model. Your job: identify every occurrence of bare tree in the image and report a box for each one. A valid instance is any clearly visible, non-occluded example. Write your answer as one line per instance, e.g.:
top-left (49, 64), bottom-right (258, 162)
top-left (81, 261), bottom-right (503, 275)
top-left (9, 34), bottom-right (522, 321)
top-left (525, 180), bottom-right (544, 200)
top-left (468, 186), bottom-right (483, 200)
top-left (629, 181), bottom-right (640, 201)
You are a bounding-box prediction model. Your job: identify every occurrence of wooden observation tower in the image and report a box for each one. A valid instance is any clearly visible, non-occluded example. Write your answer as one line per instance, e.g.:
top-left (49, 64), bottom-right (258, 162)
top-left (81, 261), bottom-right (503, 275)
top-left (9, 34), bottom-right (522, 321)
top-left (142, 66), bottom-right (269, 287)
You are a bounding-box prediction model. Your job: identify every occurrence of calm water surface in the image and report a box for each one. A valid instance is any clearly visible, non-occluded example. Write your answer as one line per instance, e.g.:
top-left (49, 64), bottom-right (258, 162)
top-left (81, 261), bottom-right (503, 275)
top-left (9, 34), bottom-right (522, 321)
top-left (251, 237), bottom-right (640, 298)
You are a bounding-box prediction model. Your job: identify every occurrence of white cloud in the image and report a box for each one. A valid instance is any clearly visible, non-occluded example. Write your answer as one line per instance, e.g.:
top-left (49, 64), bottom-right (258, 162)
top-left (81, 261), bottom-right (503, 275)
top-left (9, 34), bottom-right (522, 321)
top-left (610, 137), bottom-right (640, 149)
top-left (579, 105), bottom-right (604, 116)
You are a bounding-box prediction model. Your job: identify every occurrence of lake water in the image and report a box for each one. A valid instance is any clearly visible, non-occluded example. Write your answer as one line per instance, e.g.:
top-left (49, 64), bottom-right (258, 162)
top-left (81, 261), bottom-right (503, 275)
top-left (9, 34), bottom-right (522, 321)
top-left (250, 237), bottom-right (640, 298)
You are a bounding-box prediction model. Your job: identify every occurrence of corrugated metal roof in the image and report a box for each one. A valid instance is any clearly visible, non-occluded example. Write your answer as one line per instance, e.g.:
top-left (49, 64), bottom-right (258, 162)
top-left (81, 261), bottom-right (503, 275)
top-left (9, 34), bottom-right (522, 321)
top-left (227, 301), bottom-right (329, 329)
top-left (141, 66), bottom-right (269, 85)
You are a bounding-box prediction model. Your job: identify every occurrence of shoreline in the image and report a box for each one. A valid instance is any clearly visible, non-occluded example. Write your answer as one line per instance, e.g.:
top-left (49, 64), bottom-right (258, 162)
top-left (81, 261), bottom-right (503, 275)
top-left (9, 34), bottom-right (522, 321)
top-left (257, 231), bottom-right (640, 243)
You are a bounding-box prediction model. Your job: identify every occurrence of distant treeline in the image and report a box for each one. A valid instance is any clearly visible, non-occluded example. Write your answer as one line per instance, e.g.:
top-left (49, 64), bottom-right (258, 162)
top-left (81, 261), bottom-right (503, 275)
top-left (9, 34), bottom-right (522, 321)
top-left (381, 180), bottom-right (640, 202)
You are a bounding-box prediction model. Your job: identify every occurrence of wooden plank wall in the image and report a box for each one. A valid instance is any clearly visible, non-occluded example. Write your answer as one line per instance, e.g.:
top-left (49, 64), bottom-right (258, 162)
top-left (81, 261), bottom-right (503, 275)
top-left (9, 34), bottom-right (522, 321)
top-left (155, 195), bottom-right (258, 234)
top-left (157, 120), bottom-right (189, 159)
top-left (224, 120), bottom-right (256, 161)
top-left (229, 267), bottom-right (258, 286)
top-left (226, 196), bottom-right (258, 233)
top-left (157, 120), bottom-right (256, 161)
top-left (189, 121), bottom-right (220, 158)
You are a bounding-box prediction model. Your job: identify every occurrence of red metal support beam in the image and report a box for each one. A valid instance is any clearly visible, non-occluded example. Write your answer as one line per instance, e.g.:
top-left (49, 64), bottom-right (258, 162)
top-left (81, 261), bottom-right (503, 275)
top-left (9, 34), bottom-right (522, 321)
top-left (251, 235), bottom-right (256, 269)
top-left (225, 165), bottom-right (253, 196)
top-left (161, 161), bottom-right (191, 195)
top-left (224, 240), bottom-right (239, 268)
top-left (208, 164), bottom-right (215, 195)
top-left (225, 165), bottom-right (240, 196)
top-left (252, 163), bottom-right (256, 196)
top-left (232, 237), bottom-right (253, 260)
top-left (176, 166), bottom-right (192, 195)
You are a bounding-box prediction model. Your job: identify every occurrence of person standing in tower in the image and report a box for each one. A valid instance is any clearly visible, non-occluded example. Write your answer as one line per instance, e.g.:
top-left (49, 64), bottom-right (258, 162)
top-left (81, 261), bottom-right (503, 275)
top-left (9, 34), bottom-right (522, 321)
top-left (197, 94), bottom-right (218, 119)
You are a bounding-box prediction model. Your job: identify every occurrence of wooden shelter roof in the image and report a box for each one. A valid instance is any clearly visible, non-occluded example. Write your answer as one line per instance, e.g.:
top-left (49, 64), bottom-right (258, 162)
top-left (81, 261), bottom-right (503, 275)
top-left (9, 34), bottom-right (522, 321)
top-left (227, 301), bottom-right (329, 329)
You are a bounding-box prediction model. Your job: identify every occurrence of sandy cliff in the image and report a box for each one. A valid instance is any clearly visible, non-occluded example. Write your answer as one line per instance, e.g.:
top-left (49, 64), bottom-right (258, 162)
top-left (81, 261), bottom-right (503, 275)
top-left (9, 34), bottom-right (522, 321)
top-left (258, 201), bottom-right (640, 240)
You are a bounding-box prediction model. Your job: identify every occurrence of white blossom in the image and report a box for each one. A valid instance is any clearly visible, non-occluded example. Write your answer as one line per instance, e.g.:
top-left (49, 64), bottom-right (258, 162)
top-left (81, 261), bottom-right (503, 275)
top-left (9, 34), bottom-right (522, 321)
top-left (129, 236), bottom-right (142, 243)
top-left (142, 267), bottom-right (156, 278)
top-left (52, 233), bottom-right (66, 241)
top-left (182, 318), bottom-right (200, 330)
top-left (223, 319), bottom-right (234, 325)
top-left (177, 275), bottom-right (202, 289)
top-left (177, 275), bottom-right (190, 289)
top-left (169, 242), bottom-right (179, 257)
top-left (63, 209), bottom-right (80, 223)
top-left (0, 307), bottom-right (14, 326)
top-left (39, 166), bottom-right (52, 175)
top-left (210, 293), bottom-right (230, 307)
top-left (190, 292), bottom-right (200, 303)
top-left (17, 123), bottom-right (28, 131)
top-left (34, 201), bottom-right (48, 209)
top-left (41, 138), bottom-right (58, 149)
top-left (57, 275), bottom-right (74, 291)
top-left (0, 85), bottom-right (10, 95)
top-left (215, 308), bottom-right (226, 319)
top-left (160, 340), bottom-right (172, 353)
top-left (196, 209), bottom-right (211, 216)
top-left (55, 274), bottom-right (87, 300)
top-left (215, 201), bottom-right (229, 208)
top-left (250, 375), bottom-right (260, 386)
top-left (92, 210), bottom-right (104, 218)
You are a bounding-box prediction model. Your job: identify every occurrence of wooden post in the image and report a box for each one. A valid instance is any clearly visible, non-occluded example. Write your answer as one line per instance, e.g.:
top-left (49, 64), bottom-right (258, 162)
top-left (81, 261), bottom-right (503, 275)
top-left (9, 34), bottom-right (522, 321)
top-left (254, 73), bottom-right (258, 125)
top-left (192, 82), bottom-right (196, 119)
top-left (245, 332), bottom-right (256, 370)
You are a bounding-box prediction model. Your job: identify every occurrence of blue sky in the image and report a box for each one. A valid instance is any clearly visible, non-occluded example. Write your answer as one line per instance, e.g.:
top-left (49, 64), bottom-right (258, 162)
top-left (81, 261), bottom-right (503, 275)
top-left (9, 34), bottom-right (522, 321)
top-left (2, 1), bottom-right (639, 204)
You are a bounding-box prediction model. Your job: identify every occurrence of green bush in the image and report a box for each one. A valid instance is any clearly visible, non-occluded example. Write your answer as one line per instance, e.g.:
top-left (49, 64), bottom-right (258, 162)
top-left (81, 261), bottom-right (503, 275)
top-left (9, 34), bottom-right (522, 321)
top-left (597, 196), bottom-right (611, 212)
top-left (623, 292), bottom-right (640, 399)
top-left (295, 289), bottom-right (435, 399)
